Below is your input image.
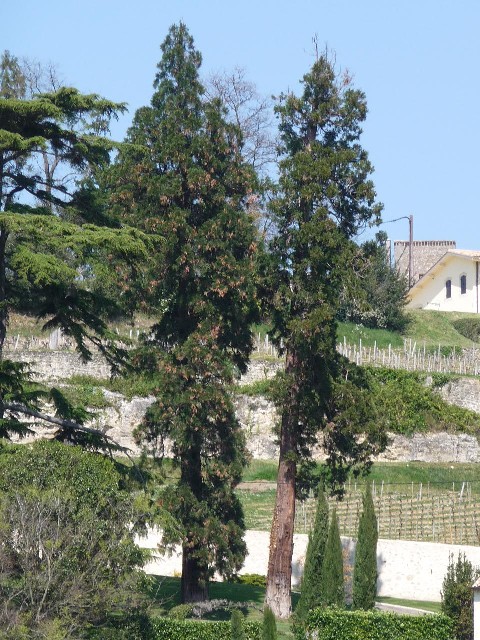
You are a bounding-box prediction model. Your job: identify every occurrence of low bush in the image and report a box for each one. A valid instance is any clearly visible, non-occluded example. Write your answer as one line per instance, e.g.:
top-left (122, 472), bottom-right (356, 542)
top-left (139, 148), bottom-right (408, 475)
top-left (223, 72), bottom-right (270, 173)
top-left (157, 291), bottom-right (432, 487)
top-left (234, 573), bottom-right (267, 587)
top-left (369, 367), bottom-right (480, 435)
top-left (168, 603), bottom-right (194, 620)
top-left (452, 317), bottom-right (480, 342)
top-left (297, 608), bottom-right (453, 640)
top-left (151, 617), bottom-right (262, 639)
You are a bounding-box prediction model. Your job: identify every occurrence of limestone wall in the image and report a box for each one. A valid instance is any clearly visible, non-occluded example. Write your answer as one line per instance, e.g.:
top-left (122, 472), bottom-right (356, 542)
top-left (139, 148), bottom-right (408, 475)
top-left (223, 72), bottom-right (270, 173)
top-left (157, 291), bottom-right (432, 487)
top-left (6, 349), bottom-right (480, 463)
top-left (7, 350), bottom-right (112, 382)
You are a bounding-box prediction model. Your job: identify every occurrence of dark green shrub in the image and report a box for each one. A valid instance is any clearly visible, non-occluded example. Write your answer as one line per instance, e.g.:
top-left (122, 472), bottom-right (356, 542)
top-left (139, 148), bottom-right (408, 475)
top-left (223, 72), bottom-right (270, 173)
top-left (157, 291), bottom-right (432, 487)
top-left (352, 484), bottom-right (378, 609)
top-left (168, 603), bottom-right (194, 620)
top-left (296, 482), bottom-right (329, 619)
top-left (297, 608), bottom-right (453, 640)
top-left (441, 552), bottom-right (479, 640)
top-left (320, 510), bottom-right (344, 607)
top-left (231, 609), bottom-right (245, 640)
top-left (262, 606), bottom-right (277, 640)
top-left (453, 318), bottom-right (480, 342)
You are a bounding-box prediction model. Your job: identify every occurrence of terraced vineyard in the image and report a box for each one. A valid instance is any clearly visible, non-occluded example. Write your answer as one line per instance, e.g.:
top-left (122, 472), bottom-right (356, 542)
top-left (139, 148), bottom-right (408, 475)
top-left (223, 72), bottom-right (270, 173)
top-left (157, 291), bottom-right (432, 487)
top-left (239, 481), bottom-right (480, 545)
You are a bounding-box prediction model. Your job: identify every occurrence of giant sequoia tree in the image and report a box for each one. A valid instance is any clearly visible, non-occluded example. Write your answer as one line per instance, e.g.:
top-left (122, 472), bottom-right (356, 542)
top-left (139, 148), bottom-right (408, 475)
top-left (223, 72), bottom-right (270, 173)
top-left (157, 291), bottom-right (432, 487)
top-left (0, 64), bottom-right (147, 443)
top-left (265, 54), bottom-right (386, 618)
top-left (110, 24), bottom-right (258, 602)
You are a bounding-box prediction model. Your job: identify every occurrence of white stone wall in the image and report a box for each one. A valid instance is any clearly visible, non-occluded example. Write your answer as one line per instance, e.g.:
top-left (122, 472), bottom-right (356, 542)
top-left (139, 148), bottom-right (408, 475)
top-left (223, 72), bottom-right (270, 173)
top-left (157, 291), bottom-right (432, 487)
top-left (137, 528), bottom-right (480, 602)
top-left (407, 255), bottom-right (479, 312)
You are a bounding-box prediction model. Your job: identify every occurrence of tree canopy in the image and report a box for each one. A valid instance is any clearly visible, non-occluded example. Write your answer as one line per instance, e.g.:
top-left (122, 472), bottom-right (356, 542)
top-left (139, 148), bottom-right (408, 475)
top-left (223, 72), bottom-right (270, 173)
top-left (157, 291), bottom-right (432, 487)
top-left (264, 52), bottom-right (386, 618)
top-left (0, 53), bottom-right (149, 446)
top-left (109, 23), bottom-right (259, 603)
top-left (0, 440), bottom-right (146, 637)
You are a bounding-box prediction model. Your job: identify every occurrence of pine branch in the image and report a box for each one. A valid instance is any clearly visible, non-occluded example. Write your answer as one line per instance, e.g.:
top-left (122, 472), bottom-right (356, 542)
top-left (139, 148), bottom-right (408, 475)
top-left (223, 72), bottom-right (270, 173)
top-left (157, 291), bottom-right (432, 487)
top-left (4, 401), bottom-right (129, 454)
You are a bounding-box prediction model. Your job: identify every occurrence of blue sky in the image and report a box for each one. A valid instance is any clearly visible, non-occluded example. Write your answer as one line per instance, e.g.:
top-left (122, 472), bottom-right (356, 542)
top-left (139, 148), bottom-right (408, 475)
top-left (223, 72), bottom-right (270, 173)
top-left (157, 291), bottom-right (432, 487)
top-left (2, 0), bottom-right (479, 248)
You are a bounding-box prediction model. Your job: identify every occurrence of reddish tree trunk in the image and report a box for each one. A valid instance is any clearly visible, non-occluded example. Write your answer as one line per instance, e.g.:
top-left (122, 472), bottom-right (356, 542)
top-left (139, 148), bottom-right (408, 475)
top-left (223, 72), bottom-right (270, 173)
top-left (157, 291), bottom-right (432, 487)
top-left (180, 438), bottom-right (209, 603)
top-left (181, 550), bottom-right (209, 603)
top-left (265, 350), bottom-right (299, 619)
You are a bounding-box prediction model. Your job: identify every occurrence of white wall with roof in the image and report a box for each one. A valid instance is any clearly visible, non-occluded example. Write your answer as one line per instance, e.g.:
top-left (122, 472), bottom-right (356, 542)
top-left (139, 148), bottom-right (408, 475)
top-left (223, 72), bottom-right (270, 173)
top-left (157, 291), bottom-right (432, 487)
top-left (407, 254), bottom-right (479, 313)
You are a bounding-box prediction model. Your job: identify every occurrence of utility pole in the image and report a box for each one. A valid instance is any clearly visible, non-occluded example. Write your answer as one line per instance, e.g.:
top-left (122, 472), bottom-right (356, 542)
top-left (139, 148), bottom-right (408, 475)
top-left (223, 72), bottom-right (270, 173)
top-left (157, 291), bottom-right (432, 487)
top-left (381, 215), bottom-right (414, 288)
top-left (408, 214), bottom-right (413, 288)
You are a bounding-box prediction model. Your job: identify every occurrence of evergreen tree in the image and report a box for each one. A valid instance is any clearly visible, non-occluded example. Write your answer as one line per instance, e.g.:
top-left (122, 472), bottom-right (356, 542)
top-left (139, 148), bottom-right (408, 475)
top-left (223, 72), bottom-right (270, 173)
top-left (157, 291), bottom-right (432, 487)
top-left (110, 23), bottom-right (258, 602)
top-left (295, 482), bottom-right (329, 619)
top-left (231, 609), bottom-right (245, 640)
top-left (352, 483), bottom-right (378, 609)
top-left (338, 231), bottom-right (409, 332)
top-left (0, 76), bottom-right (147, 445)
top-left (320, 509), bottom-right (344, 608)
top-left (441, 552), bottom-right (479, 640)
top-left (262, 606), bottom-right (277, 640)
top-left (0, 50), bottom-right (26, 98)
top-left (265, 52), bottom-right (386, 618)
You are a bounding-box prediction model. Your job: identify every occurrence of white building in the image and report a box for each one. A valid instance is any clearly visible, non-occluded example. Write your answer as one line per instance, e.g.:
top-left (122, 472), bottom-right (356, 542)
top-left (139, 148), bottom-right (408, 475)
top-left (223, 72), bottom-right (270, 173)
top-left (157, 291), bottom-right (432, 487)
top-left (407, 250), bottom-right (480, 313)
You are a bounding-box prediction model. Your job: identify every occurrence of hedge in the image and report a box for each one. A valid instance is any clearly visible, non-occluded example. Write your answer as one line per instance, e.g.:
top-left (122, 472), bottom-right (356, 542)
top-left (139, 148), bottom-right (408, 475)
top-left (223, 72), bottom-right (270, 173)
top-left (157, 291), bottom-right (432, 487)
top-left (297, 608), bottom-right (454, 640)
top-left (151, 617), bottom-right (262, 639)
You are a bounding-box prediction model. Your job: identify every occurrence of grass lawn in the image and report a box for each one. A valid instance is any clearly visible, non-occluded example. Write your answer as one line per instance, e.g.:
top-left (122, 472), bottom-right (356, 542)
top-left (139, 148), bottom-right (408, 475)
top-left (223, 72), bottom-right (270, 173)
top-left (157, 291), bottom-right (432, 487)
top-left (241, 460), bottom-right (480, 492)
top-left (376, 596), bottom-right (441, 613)
top-left (145, 575), bottom-right (297, 638)
top-left (338, 310), bottom-right (480, 350)
top-left (337, 321), bottom-right (404, 349)
top-left (404, 310), bottom-right (479, 349)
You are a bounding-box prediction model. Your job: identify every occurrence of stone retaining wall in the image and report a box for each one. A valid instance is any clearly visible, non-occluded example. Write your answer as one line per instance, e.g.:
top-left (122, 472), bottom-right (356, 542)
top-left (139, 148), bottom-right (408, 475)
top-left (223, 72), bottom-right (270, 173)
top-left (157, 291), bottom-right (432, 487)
top-left (6, 350), bottom-right (480, 462)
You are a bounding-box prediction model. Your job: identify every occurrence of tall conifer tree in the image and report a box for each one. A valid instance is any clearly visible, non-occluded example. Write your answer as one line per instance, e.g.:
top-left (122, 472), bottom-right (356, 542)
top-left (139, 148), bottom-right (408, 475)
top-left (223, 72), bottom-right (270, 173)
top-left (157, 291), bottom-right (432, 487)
top-left (264, 52), bottom-right (386, 617)
top-left (352, 483), bottom-right (378, 609)
top-left (295, 482), bottom-right (329, 619)
top-left (320, 509), bottom-right (344, 607)
top-left (111, 23), bottom-right (258, 602)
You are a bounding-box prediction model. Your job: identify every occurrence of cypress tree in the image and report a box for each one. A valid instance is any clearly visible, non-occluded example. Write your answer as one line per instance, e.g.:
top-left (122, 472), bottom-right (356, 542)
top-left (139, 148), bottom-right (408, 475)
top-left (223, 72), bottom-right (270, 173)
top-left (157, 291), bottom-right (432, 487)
top-left (352, 483), bottom-right (378, 609)
top-left (230, 609), bottom-right (245, 640)
top-left (320, 509), bottom-right (344, 607)
top-left (441, 552), bottom-right (478, 640)
top-left (262, 606), bottom-right (277, 640)
top-left (295, 482), bottom-right (329, 619)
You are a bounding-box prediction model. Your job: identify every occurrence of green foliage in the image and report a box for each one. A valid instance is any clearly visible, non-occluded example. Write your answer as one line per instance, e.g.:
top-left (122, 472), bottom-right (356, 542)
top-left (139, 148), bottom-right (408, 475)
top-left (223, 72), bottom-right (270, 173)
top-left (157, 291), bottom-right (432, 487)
top-left (262, 607), bottom-right (277, 640)
top-left (0, 440), bottom-right (146, 636)
top-left (168, 604), bottom-right (195, 620)
top-left (369, 367), bottom-right (480, 435)
top-left (110, 22), bottom-right (259, 601)
top-left (264, 50), bottom-right (385, 615)
top-left (234, 574), bottom-right (268, 588)
top-left (150, 618), bottom-right (261, 640)
top-left (352, 484), bottom-right (378, 609)
top-left (0, 63), bottom-right (149, 442)
top-left (231, 609), bottom-right (246, 640)
top-left (299, 608), bottom-right (454, 640)
top-left (320, 510), bottom-right (344, 608)
top-left (404, 310), bottom-right (480, 349)
top-left (235, 379), bottom-right (276, 397)
top-left (58, 380), bottom-right (111, 409)
top-left (338, 232), bottom-right (410, 332)
top-left (441, 552), bottom-right (479, 640)
top-left (452, 317), bottom-right (480, 342)
top-left (296, 482), bottom-right (329, 619)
